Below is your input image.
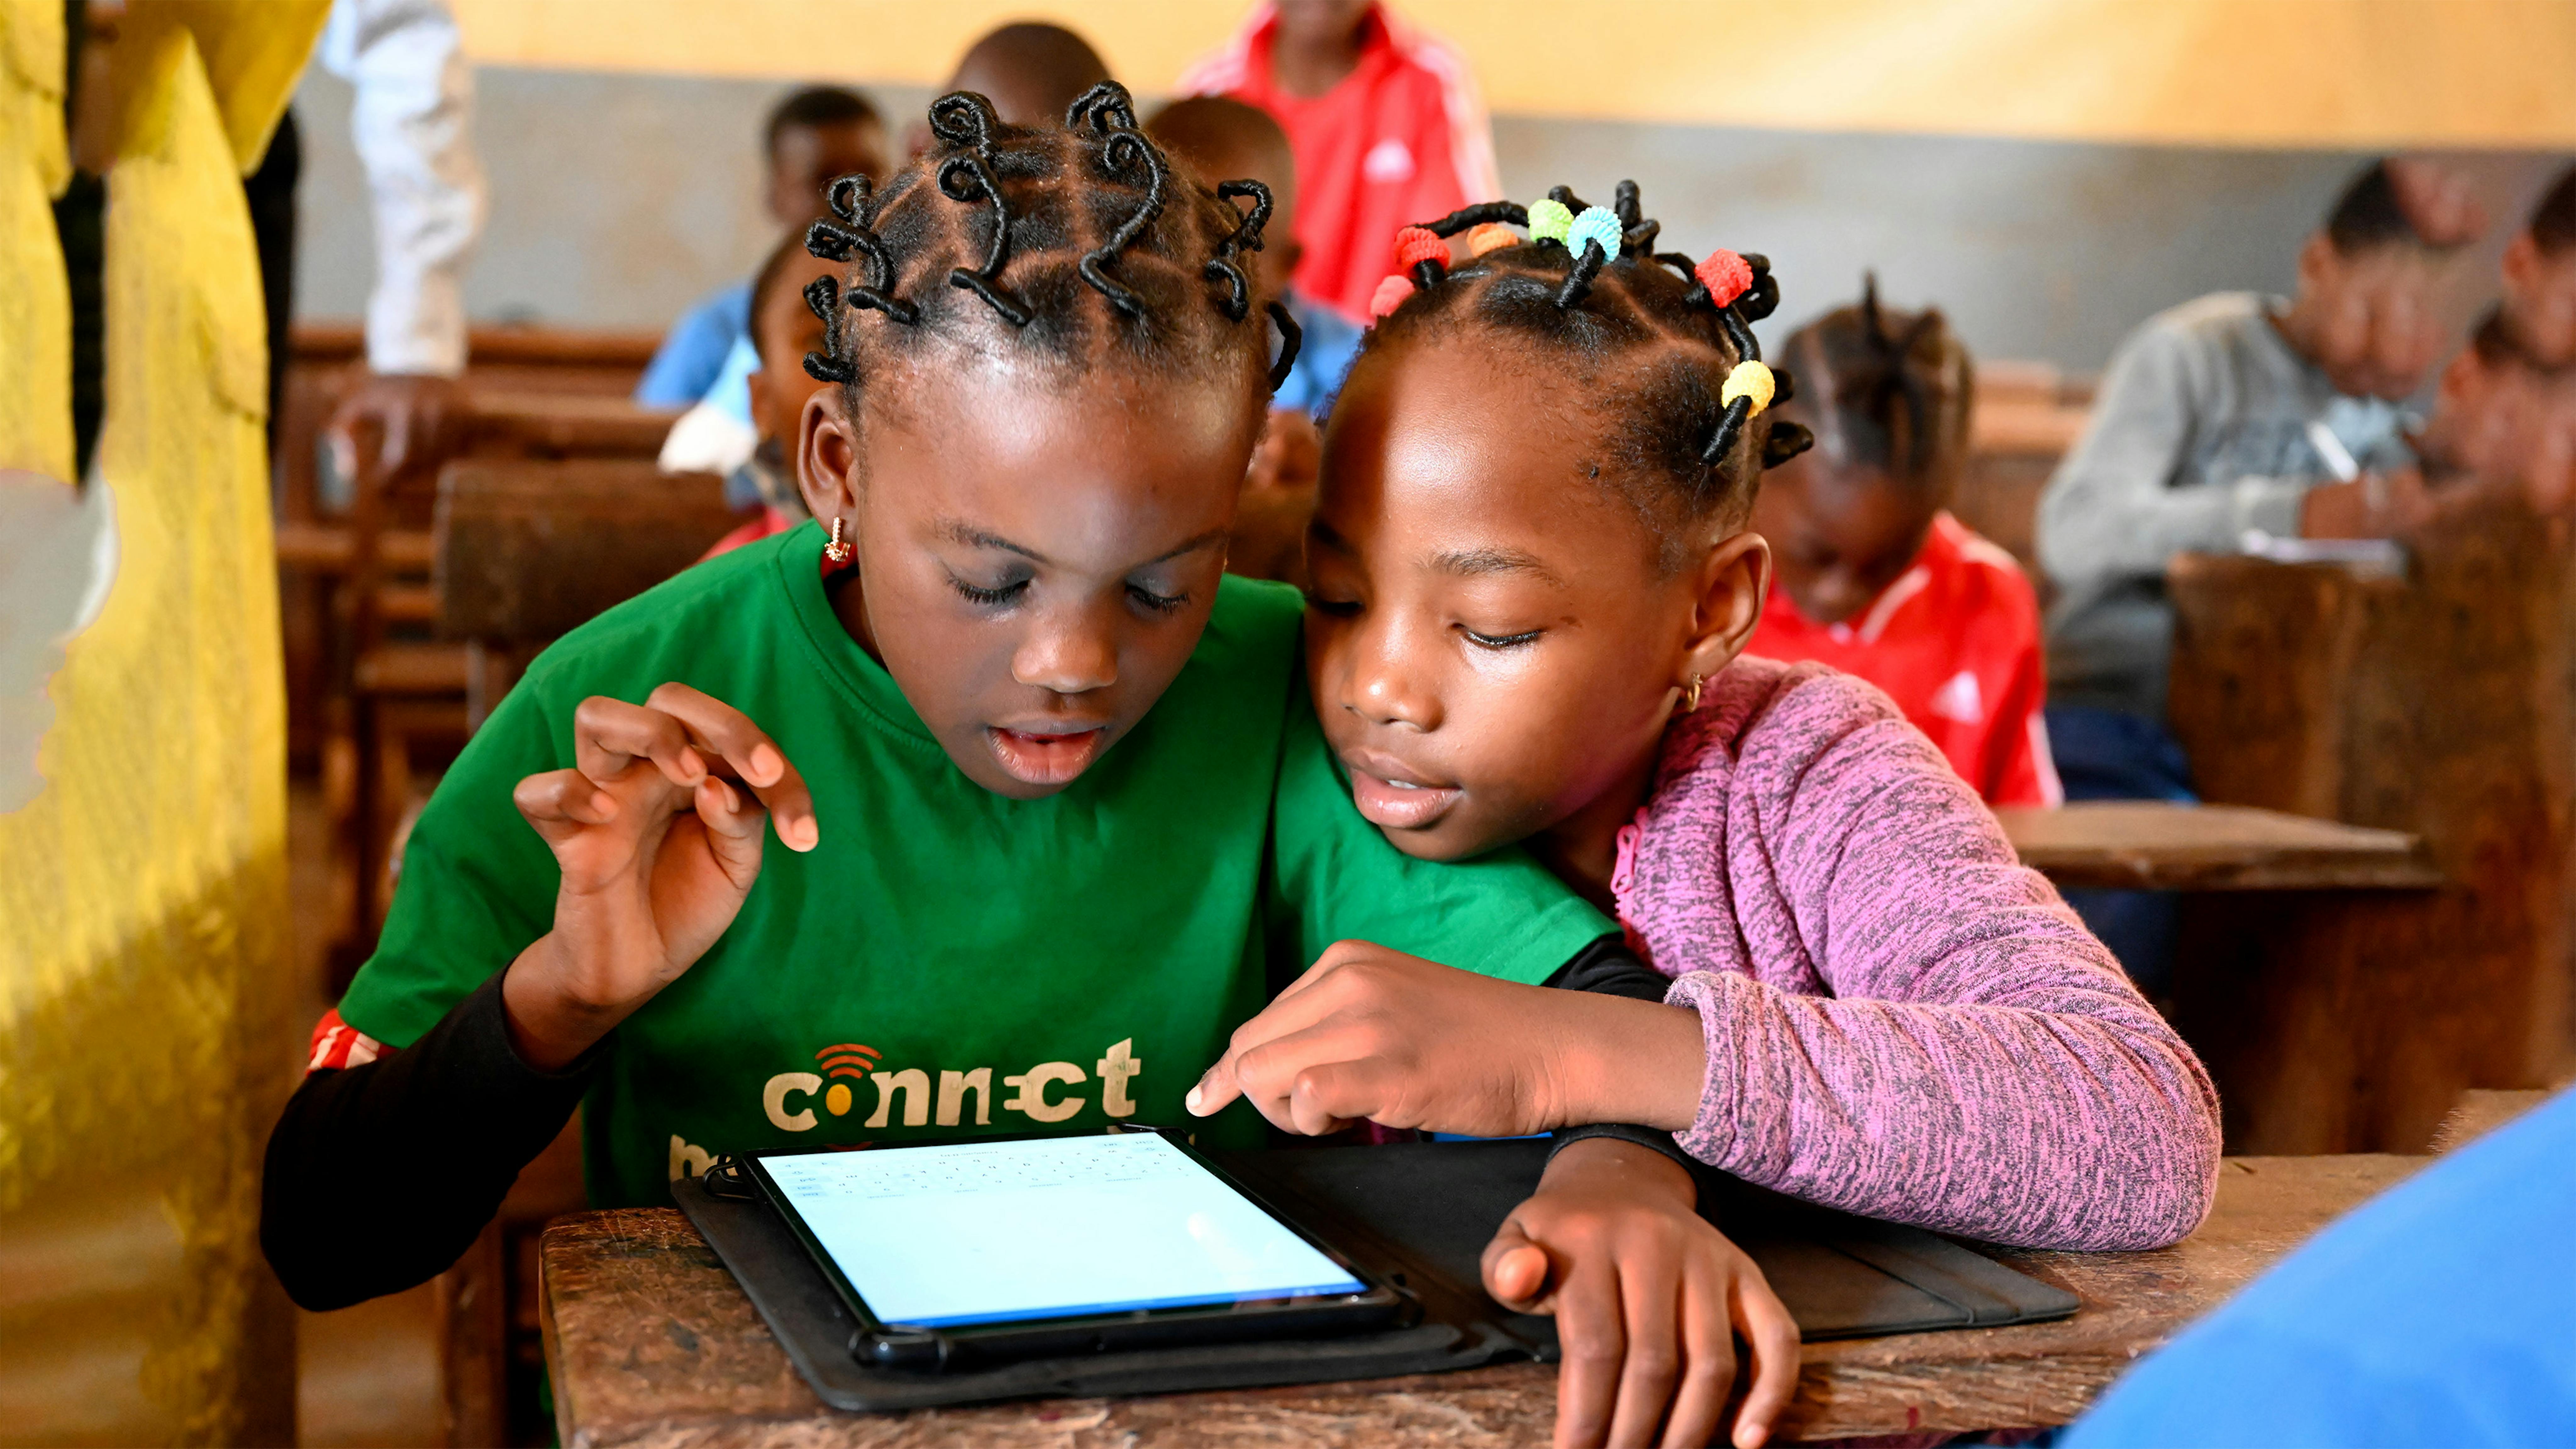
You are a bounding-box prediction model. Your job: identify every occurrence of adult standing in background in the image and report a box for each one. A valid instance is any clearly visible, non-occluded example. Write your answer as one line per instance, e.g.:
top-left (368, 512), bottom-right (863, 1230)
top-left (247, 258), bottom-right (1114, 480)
top-left (54, 0), bottom-right (482, 484)
top-left (1178, 0), bottom-right (1498, 325)
top-left (313, 0), bottom-right (486, 482)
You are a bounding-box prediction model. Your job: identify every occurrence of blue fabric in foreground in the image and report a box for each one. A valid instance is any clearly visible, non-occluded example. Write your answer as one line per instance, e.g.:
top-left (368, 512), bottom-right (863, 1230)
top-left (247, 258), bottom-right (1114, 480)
top-left (2063, 1086), bottom-right (2576, 1448)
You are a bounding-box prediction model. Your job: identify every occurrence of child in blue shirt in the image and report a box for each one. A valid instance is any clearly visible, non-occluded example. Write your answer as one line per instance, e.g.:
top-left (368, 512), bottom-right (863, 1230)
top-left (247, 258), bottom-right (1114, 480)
top-left (635, 86), bottom-right (886, 410)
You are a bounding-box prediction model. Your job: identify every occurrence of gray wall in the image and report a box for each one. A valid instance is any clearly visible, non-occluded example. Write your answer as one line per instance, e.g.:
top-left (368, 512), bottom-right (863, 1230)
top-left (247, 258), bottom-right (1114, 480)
top-left (289, 65), bottom-right (2565, 372)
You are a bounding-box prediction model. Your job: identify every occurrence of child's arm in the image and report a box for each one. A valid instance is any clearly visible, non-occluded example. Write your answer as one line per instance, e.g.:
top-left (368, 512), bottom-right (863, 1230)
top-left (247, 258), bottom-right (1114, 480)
top-left (263, 975), bottom-right (598, 1309)
top-left (262, 682), bottom-right (817, 1305)
top-left (1648, 676), bottom-right (2219, 1251)
top-left (1192, 941), bottom-right (1796, 1449)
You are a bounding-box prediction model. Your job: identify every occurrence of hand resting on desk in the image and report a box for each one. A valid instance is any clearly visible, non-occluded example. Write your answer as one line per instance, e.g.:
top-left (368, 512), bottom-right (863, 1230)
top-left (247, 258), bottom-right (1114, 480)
top-left (1191, 946), bottom-right (1791, 1449)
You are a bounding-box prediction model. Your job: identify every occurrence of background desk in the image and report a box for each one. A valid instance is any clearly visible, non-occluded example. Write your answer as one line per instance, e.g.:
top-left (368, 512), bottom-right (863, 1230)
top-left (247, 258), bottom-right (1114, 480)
top-left (540, 1154), bottom-right (2417, 1448)
top-left (1996, 801), bottom-right (2437, 892)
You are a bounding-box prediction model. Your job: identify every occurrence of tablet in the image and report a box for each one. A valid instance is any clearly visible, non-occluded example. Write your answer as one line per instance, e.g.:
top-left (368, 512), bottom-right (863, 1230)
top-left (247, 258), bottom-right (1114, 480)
top-left (743, 1129), bottom-right (1407, 1369)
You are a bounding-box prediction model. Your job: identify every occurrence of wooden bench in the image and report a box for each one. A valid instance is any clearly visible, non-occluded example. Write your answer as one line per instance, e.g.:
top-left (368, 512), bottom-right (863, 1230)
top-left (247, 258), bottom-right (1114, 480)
top-left (536, 1153), bottom-right (2419, 1447)
top-left (2165, 493), bottom-right (2576, 1154)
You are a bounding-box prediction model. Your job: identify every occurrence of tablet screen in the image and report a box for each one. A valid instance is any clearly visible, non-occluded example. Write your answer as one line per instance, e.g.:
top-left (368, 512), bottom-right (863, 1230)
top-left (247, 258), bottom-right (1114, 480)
top-left (760, 1133), bottom-right (1369, 1328)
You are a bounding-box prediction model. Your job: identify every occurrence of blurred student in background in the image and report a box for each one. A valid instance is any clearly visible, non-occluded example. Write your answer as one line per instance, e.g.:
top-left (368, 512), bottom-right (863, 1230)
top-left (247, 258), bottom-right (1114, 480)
top-left (1745, 282), bottom-right (2060, 809)
top-left (1147, 95), bottom-right (1360, 569)
top-left (2503, 165), bottom-right (2576, 369)
top-left (2035, 159), bottom-right (2473, 985)
top-left (923, 21), bottom-right (1111, 138)
top-left (636, 86), bottom-right (885, 412)
top-left (2408, 308), bottom-right (2576, 513)
top-left (695, 233), bottom-right (840, 559)
top-left (1179, 1), bottom-right (1498, 325)
top-left (1148, 96), bottom-right (1363, 425)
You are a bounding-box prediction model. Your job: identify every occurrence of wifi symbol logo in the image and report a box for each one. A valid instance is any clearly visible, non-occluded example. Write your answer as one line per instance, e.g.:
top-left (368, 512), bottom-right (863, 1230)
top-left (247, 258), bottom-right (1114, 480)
top-left (815, 1045), bottom-right (880, 1120)
top-left (818, 1043), bottom-right (880, 1077)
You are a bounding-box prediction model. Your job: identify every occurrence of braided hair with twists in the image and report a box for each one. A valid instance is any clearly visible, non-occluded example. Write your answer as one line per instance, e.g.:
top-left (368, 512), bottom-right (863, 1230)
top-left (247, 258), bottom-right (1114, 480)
top-left (797, 82), bottom-right (1302, 423)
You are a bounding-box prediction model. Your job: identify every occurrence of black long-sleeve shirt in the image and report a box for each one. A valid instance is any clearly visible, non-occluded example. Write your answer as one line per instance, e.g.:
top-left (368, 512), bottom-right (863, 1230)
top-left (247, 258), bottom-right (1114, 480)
top-left (261, 936), bottom-right (1681, 1309)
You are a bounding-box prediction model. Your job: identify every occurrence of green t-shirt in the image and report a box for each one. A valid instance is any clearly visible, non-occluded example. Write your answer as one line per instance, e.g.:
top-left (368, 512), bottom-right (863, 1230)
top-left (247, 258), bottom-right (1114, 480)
top-left (340, 523), bottom-right (1610, 1207)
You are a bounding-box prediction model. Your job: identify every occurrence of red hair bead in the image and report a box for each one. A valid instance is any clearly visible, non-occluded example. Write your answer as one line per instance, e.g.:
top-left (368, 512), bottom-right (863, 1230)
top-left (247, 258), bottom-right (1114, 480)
top-left (1696, 249), bottom-right (1754, 308)
top-left (1393, 226), bottom-right (1448, 272)
top-left (1369, 274), bottom-right (1415, 319)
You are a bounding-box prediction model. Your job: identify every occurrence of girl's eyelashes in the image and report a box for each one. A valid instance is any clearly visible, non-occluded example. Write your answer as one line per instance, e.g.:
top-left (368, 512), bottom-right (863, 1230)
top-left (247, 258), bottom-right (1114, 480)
top-left (1460, 625), bottom-right (1544, 651)
top-left (948, 571), bottom-right (1031, 608)
top-left (1127, 582), bottom-right (1190, 616)
top-left (1305, 593), bottom-right (1363, 618)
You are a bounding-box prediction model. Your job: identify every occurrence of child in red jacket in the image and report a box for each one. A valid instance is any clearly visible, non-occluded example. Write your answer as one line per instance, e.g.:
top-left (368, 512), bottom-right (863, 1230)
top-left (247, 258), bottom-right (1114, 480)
top-left (1744, 282), bottom-right (2062, 807)
top-left (1178, 2), bottom-right (1498, 324)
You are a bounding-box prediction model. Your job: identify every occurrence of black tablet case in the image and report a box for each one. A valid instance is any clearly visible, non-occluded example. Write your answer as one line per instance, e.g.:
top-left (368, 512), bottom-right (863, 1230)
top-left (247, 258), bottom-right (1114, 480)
top-left (674, 1137), bottom-right (2077, 1413)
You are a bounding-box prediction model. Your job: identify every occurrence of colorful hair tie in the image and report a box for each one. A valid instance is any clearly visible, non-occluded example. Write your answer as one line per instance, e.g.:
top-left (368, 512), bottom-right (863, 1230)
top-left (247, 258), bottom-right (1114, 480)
top-left (1527, 197), bottom-right (1574, 246)
top-left (1565, 206), bottom-right (1623, 263)
top-left (1369, 273), bottom-right (1416, 319)
top-left (1467, 222), bottom-right (1517, 256)
top-left (1696, 250), bottom-right (1754, 308)
top-left (1393, 226), bottom-right (1448, 272)
top-left (1721, 360), bottom-right (1775, 413)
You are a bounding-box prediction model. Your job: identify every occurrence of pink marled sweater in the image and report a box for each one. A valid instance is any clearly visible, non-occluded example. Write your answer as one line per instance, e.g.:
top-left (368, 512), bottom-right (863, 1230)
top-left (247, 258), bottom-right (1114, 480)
top-left (1613, 657), bottom-right (2220, 1250)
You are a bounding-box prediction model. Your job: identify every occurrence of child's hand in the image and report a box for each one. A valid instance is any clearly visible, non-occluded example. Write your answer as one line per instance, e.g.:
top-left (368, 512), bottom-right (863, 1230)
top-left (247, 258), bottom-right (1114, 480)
top-left (1489, 1139), bottom-right (1800, 1449)
top-left (501, 684), bottom-right (817, 1069)
top-left (1185, 941), bottom-right (1703, 1137)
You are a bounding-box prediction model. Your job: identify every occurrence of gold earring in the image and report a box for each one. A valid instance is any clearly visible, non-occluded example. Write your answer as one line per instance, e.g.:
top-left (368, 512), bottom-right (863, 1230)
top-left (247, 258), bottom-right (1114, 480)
top-left (824, 516), bottom-right (854, 566)
top-left (1683, 673), bottom-right (1703, 712)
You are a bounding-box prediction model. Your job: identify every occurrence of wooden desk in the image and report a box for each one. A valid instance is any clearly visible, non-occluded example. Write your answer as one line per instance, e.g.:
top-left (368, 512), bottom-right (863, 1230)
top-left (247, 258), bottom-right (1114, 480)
top-left (540, 1154), bottom-right (2417, 1448)
top-left (1996, 801), bottom-right (2438, 892)
top-left (2165, 499), bottom-right (2576, 1153)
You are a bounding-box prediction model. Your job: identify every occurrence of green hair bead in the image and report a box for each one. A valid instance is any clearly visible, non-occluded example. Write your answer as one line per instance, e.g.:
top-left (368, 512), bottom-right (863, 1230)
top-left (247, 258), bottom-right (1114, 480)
top-left (1528, 197), bottom-right (1574, 246)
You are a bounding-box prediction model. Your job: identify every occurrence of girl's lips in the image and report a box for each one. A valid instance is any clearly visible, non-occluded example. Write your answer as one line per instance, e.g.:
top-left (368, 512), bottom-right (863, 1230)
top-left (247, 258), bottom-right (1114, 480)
top-left (1346, 765), bottom-right (1463, 831)
top-left (986, 726), bottom-right (1107, 786)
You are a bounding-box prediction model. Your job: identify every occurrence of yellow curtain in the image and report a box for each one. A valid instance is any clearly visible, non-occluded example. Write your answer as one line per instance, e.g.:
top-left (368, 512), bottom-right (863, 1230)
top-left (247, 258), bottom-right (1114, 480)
top-left (0, 1), bottom-right (326, 1441)
top-left (0, 0), bottom-right (69, 478)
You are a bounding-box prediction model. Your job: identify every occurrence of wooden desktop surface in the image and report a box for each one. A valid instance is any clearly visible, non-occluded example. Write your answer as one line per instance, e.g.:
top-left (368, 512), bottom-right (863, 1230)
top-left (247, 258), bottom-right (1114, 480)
top-left (1996, 800), bottom-right (2439, 892)
top-left (540, 1153), bottom-right (2417, 1448)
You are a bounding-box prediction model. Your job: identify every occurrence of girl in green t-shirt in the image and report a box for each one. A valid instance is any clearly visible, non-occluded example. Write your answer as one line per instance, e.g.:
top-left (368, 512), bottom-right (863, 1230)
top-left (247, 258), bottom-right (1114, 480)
top-left (269, 88), bottom-right (1772, 1448)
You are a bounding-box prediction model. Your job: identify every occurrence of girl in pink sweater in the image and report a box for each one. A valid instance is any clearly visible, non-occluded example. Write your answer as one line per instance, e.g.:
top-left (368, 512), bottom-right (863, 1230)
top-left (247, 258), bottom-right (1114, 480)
top-left (1194, 187), bottom-right (2221, 1442)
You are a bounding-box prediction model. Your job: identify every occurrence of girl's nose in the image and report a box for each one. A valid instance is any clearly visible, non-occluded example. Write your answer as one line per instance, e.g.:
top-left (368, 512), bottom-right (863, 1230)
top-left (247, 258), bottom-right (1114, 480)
top-left (1012, 609), bottom-right (1119, 696)
top-left (1344, 620), bottom-right (1440, 732)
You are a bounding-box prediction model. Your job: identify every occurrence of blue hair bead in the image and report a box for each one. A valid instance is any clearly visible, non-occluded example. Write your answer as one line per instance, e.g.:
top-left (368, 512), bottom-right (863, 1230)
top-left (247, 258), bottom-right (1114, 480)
top-left (1565, 206), bottom-right (1623, 263)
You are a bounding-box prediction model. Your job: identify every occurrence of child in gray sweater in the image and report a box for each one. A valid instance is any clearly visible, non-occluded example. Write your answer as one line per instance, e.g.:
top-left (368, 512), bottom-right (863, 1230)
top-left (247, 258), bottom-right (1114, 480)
top-left (2034, 159), bottom-right (2472, 987)
top-left (2039, 160), bottom-right (2468, 721)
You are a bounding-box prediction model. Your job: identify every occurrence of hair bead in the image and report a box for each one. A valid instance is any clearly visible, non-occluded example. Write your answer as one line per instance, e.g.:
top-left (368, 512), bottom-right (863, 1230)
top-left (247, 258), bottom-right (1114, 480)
top-left (1369, 273), bottom-right (1416, 319)
top-left (1393, 226), bottom-right (1447, 271)
top-left (1721, 360), bottom-right (1776, 413)
top-left (1566, 206), bottom-right (1624, 264)
top-left (1527, 197), bottom-right (1575, 246)
top-left (1467, 223), bottom-right (1517, 256)
top-left (1696, 250), bottom-right (1754, 308)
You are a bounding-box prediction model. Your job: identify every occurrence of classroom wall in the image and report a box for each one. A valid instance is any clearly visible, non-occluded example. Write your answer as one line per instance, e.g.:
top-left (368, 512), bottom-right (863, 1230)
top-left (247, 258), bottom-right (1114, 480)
top-left (449, 0), bottom-right (2576, 151)
top-left (286, 65), bottom-right (2566, 373)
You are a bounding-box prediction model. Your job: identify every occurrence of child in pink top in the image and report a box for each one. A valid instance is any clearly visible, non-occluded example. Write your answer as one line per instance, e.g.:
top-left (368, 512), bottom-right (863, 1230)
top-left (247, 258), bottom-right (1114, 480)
top-left (1745, 285), bottom-right (2061, 807)
top-left (1196, 184), bottom-right (2220, 1444)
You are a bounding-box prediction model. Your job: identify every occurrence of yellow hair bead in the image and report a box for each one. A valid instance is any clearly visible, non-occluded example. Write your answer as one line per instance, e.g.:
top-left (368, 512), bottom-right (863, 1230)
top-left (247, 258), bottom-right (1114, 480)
top-left (1467, 222), bottom-right (1517, 256)
top-left (1721, 360), bottom-right (1775, 413)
